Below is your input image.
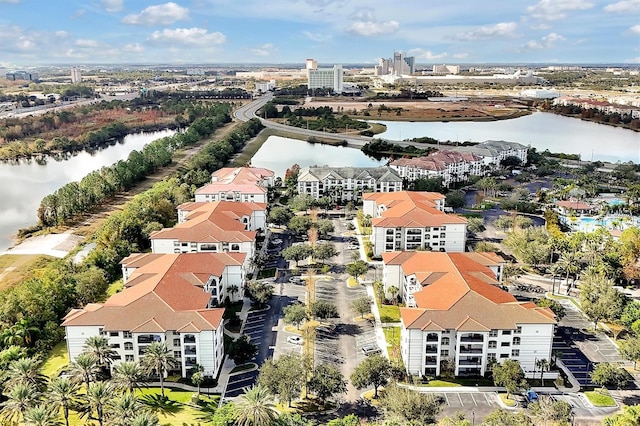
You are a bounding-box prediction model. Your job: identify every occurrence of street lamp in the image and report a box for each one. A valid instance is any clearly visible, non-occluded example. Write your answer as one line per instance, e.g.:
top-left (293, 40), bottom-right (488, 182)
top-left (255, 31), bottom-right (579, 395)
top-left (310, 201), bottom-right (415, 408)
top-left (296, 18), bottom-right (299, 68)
top-left (471, 410), bottom-right (475, 426)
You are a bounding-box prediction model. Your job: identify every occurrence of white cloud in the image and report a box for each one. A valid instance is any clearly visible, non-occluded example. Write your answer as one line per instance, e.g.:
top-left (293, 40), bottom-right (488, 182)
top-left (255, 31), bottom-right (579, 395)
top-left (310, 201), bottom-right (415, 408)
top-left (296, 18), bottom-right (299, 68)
top-left (75, 39), bottom-right (98, 48)
top-left (453, 53), bottom-right (469, 59)
top-left (526, 0), bottom-right (594, 21)
top-left (123, 2), bottom-right (189, 26)
top-left (408, 48), bottom-right (448, 60)
top-left (55, 31), bottom-right (69, 38)
top-left (124, 43), bottom-right (144, 53)
top-left (631, 24), bottom-right (640, 34)
top-left (302, 31), bottom-right (332, 42)
top-left (346, 20), bottom-right (399, 36)
top-left (101, 0), bottom-right (123, 12)
top-left (147, 28), bottom-right (225, 46)
top-left (522, 32), bottom-right (565, 49)
top-left (455, 22), bottom-right (517, 41)
top-left (604, 0), bottom-right (640, 13)
top-left (250, 43), bottom-right (277, 57)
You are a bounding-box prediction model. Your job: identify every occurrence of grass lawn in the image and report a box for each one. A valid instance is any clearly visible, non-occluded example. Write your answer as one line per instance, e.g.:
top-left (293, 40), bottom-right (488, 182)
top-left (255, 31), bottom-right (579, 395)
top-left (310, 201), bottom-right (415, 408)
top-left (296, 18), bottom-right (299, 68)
top-left (136, 388), bottom-right (219, 425)
top-left (105, 279), bottom-right (123, 298)
top-left (41, 341), bottom-right (69, 378)
top-left (424, 380), bottom-right (462, 387)
top-left (347, 277), bottom-right (359, 287)
top-left (379, 304), bottom-right (400, 322)
top-left (499, 393), bottom-right (517, 407)
top-left (584, 390), bottom-right (616, 407)
top-left (382, 327), bottom-right (400, 349)
top-left (0, 254), bottom-right (54, 290)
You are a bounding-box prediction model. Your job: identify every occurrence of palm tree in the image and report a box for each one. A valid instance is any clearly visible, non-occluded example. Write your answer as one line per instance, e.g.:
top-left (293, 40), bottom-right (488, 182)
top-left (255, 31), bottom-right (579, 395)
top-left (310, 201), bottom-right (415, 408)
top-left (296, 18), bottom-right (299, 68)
top-left (228, 284), bottom-right (240, 302)
top-left (130, 412), bottom-right (161, 426)
top-left (107, 393), bottom-right (142, 426)
top-left (83, 335), bottom-right (116, 374)
top-left (48, 377), bottom-right (80, 426)
top-left (140, 341), bottom-right (177, 398)
top-left (192, 371), bottom-right (205, 400)
top-left (536, 358), bottom-right (550, 386)
top-left (68, 352), bottom-right (100, 392)
top-left (112, 361), bottom-right (146, 394)
top-left (22, 404), bottom-right (62, 426)
top-left (1, 383), bottom-right (40, 423)
top-left (235, 384), bottom-right (278, 426)
top-left (556, 251), bottom-right (582, 293)
top-left (86, 381), bottom-right (113, 426)
top-left (388, 286), bottom-right (399, 305)
top-left (2, 319), bottom-right (39, 347)
top-left (6, 357), bottom-right (47, 390)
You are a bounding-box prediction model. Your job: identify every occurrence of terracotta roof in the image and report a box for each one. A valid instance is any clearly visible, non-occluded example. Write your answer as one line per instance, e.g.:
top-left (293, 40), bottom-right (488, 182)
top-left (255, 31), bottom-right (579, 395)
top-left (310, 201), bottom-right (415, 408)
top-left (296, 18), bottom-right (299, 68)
top-left (62, 253), bottom-right (238, 332)
top-left (555, 200), bottom-right (593, 210)
top-left (390, 150), bottom-right (483, 172)
top-left (389, 252), bottom-right (555, 331)
top-left (366, 191), bottom-right (466, 228)
top-left (210, 167), bottom-right (274, 185)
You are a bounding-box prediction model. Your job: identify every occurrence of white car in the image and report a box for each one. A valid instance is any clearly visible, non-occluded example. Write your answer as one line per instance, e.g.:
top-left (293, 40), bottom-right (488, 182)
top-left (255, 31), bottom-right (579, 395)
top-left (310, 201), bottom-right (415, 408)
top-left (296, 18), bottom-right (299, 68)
top-left (362, 344), bottom-right (382, 356)
top-left (287, 335), bottom-right (303, 345)
top-left (347, 244), bottom-right (359, 250)
top-left (272, 238), bottom-right (283, 245)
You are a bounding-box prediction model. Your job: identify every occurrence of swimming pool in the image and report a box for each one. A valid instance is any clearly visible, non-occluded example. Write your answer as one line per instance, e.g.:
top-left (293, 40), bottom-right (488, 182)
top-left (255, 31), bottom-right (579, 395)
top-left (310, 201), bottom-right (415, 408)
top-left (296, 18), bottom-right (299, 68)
top-left (572, 215), bottom-right (638, 232)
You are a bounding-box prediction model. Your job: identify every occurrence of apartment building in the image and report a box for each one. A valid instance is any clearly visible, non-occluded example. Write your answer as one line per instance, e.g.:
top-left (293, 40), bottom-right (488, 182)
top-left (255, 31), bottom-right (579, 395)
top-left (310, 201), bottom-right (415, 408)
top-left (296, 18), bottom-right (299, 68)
top-left (195, 167), bottom-right (275, 204)
top-left (297, 166), bottom-right (403, 202)
top-left (363, 192), bottom-right (467, 255)
top-left (307, 65), bottom-right (344, 93)
top-left (62, 252), bottom-right (244, 378)
top-left (386, 252), bottom-right (556, 378)
top-left (150, 201), bottom-right (265, 261)
top-left (389, 150), bottom-right (484, 187)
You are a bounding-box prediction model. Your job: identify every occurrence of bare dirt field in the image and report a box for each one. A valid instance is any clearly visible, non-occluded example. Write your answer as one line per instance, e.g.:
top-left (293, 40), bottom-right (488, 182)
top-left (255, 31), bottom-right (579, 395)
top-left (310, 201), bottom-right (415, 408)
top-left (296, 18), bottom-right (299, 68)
top-left (302, 97), bottom-right (531, 121)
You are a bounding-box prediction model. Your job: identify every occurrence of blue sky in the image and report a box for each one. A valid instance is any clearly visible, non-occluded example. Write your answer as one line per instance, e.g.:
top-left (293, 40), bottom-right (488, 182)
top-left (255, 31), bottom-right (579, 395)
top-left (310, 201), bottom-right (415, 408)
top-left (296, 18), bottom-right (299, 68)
top-left (0, 0), bottom-right (638, 66)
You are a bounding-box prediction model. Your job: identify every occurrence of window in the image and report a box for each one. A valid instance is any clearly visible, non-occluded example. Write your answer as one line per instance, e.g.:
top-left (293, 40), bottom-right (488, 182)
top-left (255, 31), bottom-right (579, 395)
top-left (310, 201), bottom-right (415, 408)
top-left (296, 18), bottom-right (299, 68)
top-left (174, 351), bottom-right (182, 358)
top-left (109, 331), bottom-right (119, 337)
top-left (502, 330), bottom-right (512, 335)
top-left (487, 353), bottom-right (496, 362)
top-left (515, 326), bottom-right (522, 334)
top-left (125, 355), bottom-right (134, 362)
top-left (501, 342), bottom-right (510, 347)
top-left (440, 233), bottom-right (446, 238)
top-left (489, 330), bottom-right (498, 337)
top-left (488, 341), bottom-right (497, 349)
top-left (124, 342), bottom-right (133, 351)
top-left (110, 343), bottom-right (120, 349)
top-left (173, 338), bottom-right (180, 347)
top-left (513, 337), bottom-right (521, 346)
top-left (511, 349), bottom-right (520, 357)
top-left (500, 353), bottom-right (509, 358)
top-left (230, 244), bottom-right (240, 251)
top-left (123, 331), bottom-right (132, 339)
top-left (441, 337), bottom-right (450, 345)
top-left (441, 350), bottom-right (449, 357)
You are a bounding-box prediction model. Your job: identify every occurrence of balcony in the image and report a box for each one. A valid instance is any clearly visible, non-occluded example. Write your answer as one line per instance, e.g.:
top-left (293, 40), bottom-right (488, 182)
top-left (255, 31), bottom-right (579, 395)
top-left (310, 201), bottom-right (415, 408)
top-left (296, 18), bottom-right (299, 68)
top-left (183, 335), bottom-right (196, 344)
top-left (185, 357), bottom-right (198, 367)
top-left (184, 346), bottom-right (197, 355)
top-left (425, 345), bottom-right (438, 354)
top-left (458, 358), bottom-right (482, 366)
top-left (459, 334), bottom-right (484, 343)
top-left (425, 356), bottom-right (438, 365)
top-left (137, 335), bottom-right (162, 344)
top-left (459, 347), bottom-right (483, 354)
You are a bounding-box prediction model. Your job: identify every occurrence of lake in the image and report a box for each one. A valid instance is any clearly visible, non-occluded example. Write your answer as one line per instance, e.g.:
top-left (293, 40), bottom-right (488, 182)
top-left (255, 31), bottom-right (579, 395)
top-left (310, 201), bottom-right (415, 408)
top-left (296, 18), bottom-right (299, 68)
top-left (372, 112), bottom-right (640, 163)
top-left (250, 135), bottom-right (385, 178)
top-left (0, 129), bottom-right (176, 251)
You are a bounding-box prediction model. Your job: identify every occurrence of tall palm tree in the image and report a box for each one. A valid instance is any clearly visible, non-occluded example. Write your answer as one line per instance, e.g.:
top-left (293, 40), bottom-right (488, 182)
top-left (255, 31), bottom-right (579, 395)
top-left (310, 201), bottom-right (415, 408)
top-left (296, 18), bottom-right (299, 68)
top-left (235, 384), bottom-right (278, 426)
top-left (2, 319), bottom-right (39, 347)
top-left (140, 342), bottom-right (177, 398)
top-left (86, 381), bottom-right (113, 426)
top-left (68, 352), bottom-right (100, 392)
top-left (536, 358), bottom-right (550, 386)
top-left (83, 335), bottom-right (116, 375)
top-left (22, 404), bottom-right (62, 426)
top-left (1, 383), bottom-right (40, 424)
top-left (48, 376), bottom-right (80, 426)
top-left (130, 412), bottom-right (161, 426)
top-left (112, 360), bottom-right (146, 394)
top-left (6, 357), bottom-right (47, 390)
top-left (107, 393), bottom-right (141, 426)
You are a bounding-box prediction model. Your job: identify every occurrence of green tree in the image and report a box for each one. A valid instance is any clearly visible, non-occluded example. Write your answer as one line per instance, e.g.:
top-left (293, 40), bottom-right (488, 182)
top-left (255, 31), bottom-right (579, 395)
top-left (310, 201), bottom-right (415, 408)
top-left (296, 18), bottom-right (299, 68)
top-left (6, 357), bottom-right (47, 390)
top-left (107, 393), bottom-right (141, 426)
top-left (282, 244), bottom-right (313, 267)
top-left (313, 219), bottom-right (335, 236)
top-left (212, 402), bottom-right (238, 426)
top-left (481, 409), bottom-right (533, 426)
top-left (529, 396), bottom-right (572, 426)
top-left (580, 272), bottom-right (627, 330)
top-left (288, 194), bottom-right (314, 211)
top-left (245, 281), bottom-right (274, 306)
top-left (228, 335), bottom-right (258, 365)
top-left (86, 381), bottom-right (113, 426)
top-left (140, 342), bottom-right (177, 398)
top-left (313, 241), bottom-right (338, 264)
top-left (74, 266), bottom-right (109, 307)
top-left (350, 296), bottom-right (372, 319)
top-left (192, 370), bottom-right (205, 399)
top-left (68, 352), bottom-right (100, 392)
top-left (326, 414), bottom-right (360, 426)
top-left (535, 298), bottom-right (566, 320)
top-left (591, 362), bottom-right (630, 389)
top-left (48, 377), bottom-right (80, 426)
top-left (346, 260), bottom-right (369, 280)
top-left (309, 300), bottom-right (339, 319)
top-left (130, 412), bottom-right (160, 426)
top-left (275, 413), bottom-right (314, 426)
top-left (535, 358), bottom-right (550, 386)
top-left (236, 384), bottom-right (278, 426)
top-left (283, 303), bottom-right (308, 329)
top-left (258, 353), bottom-right (305, 407)
top-left (350, 354), bottom-right (391, 398)
top-left (83, 335), bottom-right (117, 374)
top-left (379, 382), bottom-right (443, 424)
top-left (620, 336), bottom-right (640, 368)
top-left (268, 206), bottom-right (294, 227)
top-left (1, 383), bottom-right (40, 424)
top-left (287, 216), bottom-right (312, 234)
top-left (112, 361), bottom-right (146, 394)
top-left (22, 404), bottom-right (62, 426)
top-left (603, 404), bottom-right (640, 426)
top-left (492, 359), bottom-right (526, 398)
top-left (308, 364), bottom-right (347, 405)
top-left (445, 190), bottom-right (465, 209)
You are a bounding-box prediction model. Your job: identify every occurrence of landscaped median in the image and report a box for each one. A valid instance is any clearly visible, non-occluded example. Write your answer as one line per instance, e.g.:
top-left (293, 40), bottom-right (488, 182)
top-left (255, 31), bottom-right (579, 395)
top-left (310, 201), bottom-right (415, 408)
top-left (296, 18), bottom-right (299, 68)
top-left (584, 389), bottom-right (617, 407)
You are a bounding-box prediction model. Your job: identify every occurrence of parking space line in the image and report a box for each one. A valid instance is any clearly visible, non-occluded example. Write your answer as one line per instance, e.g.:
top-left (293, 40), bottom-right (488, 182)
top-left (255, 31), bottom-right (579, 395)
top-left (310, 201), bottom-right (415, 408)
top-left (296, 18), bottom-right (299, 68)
top-left (443, 393), bottom-right (450, 406)
top-left (469, 393), bottom-right (478, 406)
top-left (457, 393), bottom-right (463, 406)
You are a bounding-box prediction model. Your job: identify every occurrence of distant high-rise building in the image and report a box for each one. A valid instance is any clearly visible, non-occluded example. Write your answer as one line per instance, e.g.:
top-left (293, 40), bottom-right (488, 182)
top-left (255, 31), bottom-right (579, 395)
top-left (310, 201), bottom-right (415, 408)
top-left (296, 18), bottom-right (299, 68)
top-left (306, 58), bottom-right (318, 71)
top-left (308, 64), bottom-right (343, 93)
top-left (6, 71), bottom-right (38, 81)
top-left (375, 58), bottom-right (391, 75)
top-left (391, 51), bottom-right (415, 75)
top-left (432, 64), bottom-right (460, 75)
top-left (71, 67), bottom-right (82, 83)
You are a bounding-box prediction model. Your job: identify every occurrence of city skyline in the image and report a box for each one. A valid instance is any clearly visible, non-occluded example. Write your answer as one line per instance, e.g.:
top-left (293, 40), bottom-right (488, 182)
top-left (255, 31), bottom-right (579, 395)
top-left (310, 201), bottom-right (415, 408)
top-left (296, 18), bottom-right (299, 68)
top-left (0, 0), bottom-right (639, 66)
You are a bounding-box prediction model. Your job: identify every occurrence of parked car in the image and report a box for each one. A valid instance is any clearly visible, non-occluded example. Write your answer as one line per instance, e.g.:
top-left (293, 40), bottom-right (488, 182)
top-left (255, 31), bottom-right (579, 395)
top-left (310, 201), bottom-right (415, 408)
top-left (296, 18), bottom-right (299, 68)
top-left (526, 390), bottom-right (539, 403)
top-left (362, 344), bottom-right (382, 356)
top-left (347, 244), bottom-right (359, 250)
top-left (289, 276), bottom-right (303, 284)
top-left (287, 335), bottom-right (303, 345)
top-left (271, 238), bottom-right (283, 245)
top-left (316, 324), bottom-right (336, 334)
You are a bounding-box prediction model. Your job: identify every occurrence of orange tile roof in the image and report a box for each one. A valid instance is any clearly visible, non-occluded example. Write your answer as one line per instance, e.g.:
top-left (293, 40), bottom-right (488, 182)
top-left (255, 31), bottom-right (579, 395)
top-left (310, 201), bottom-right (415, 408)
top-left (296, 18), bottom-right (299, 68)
top-left (388, 252), bottom-right (556, 331)
top-left (211, 167), bottom-right (274, 185)
top-left (62, 253), bottom-right (239, 332)
top-left (366, 191), bottom-right (466, 227)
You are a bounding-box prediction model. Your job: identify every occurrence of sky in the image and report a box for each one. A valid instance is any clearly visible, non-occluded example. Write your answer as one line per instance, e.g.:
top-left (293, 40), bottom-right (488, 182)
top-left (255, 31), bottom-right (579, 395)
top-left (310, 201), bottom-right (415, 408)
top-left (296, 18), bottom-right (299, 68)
top-left (0, 0), bottom-right (639, 66)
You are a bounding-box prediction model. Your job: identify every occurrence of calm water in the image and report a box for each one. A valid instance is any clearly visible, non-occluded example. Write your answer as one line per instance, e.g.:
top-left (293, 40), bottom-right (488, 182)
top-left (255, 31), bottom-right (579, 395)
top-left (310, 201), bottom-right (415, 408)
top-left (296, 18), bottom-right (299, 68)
top-left (0, 129), bottom-right (176, 251)
top-left (250, 135), bottom-right (385, 178)
top-left (372, 112), bottom-right (640, 163)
